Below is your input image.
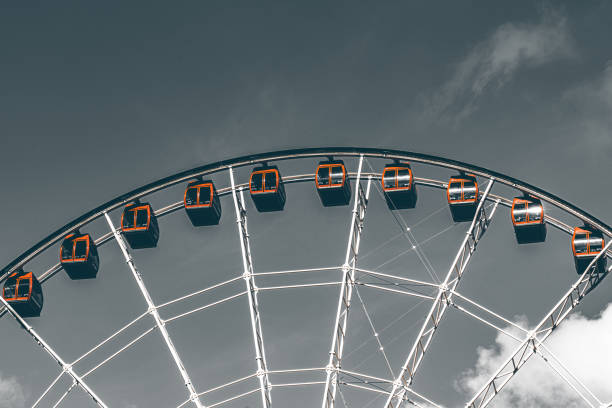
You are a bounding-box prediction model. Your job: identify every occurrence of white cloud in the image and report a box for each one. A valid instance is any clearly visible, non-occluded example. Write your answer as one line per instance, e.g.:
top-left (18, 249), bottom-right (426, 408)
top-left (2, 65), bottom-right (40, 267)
top-left (0, 372), bottom-right (26, 408)
top-left (457, 303), bottom-right (612, 408)
top-left (424, 7), bottom-right (575, 123)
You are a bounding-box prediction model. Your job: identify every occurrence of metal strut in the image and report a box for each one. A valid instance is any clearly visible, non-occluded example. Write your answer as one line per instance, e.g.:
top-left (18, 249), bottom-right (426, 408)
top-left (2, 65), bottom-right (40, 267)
top-left (385, 178), bottom-right (498, 407)
top-left (0, 297), bottom-right (108, 408)
top-left (104, 212), bottom-right (206, 408)
top-left (322, 155), bottom-right (372, 408)
top-left (229, 167), bottom-right (272, 408)
top-left (465, 239), bottom-right (612, 408)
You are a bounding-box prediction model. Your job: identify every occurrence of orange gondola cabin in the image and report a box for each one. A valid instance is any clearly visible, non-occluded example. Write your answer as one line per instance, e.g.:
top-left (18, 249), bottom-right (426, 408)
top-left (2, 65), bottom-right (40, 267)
top-left (249, 165), bottom-right (286, 212)
top-left (2, 270), bottom-right (43, 317)
top-left (382, 163), bottom-right (417, 210)
top-left (184, 179), bottom-right (222, 226)
top-left (571, 226), bottom-right (606, 274)
top-left (121, 201), bottom-right (159, 249)
top-left (447, 174), bottom-right (479, 222)
top-left (315, 159), bottom-right (351, 207)
top-left (60, 232), bottom-right (99, 279)
top-left (511, 196), bottom-right (547, 244)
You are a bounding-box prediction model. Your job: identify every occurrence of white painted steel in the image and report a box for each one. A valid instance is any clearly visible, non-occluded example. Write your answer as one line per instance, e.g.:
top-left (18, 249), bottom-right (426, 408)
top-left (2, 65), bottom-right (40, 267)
top-left (31, 370), bottom-right (65, 408)
top-left (229, 167), bottom-right (272, 408)
top-left (0, 296), bottom-right (108, 408)
top-left (104, 212), bottom-right (206, 408)
top-left (466, 241), bottom-right (612, 408)
top-left (322, 155), bottom-right (372, 408)
top-left (385, 178), bottom-right (498, 407)
top-left (0, 150), bottom-right (608, 408)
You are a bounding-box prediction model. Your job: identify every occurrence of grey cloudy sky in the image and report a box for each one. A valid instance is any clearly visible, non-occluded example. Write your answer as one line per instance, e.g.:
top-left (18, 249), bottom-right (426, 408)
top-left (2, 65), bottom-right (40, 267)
top-left (0, 2), bottom-right (611, 408)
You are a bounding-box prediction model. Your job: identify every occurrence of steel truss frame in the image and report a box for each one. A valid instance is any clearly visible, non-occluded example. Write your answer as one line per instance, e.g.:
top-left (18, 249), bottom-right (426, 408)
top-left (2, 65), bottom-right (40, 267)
top-left (385, 178), bottom-right (498, 407)
top-left (104, 212), bottom-right (206, 408)
top-left (0, 296), bottom-right (109, 408)
top-left (0, 148), bottom-right (610, 408)
top-left (322, 155), bottom-right (373, 408)
top-left (443, 288), bottom-right (605, 407)
top-left (466, 240), bottom-right (612, 408)
top-left (229, 167), bottom-right (272, 408)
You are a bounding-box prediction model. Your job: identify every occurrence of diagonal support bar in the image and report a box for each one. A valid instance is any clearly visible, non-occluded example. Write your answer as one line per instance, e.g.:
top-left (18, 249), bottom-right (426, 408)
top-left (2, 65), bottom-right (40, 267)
top-left (465, 239), bottom-right (612, 408)
top-left (229, 167), bottom-right (272, 408)
top-left (322, 155), bottom-right (372, 408)
top-left (0, 297), bottom-right (108, 408)
top-left (104, 212), bottom-right (206, 408)
top-left (385, 178), bottom-right (497, 407)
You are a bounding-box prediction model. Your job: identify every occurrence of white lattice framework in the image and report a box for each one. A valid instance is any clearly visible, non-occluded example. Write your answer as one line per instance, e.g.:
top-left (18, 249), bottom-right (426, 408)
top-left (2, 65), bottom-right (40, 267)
top-left (0, 148), bottom-right (610, 408)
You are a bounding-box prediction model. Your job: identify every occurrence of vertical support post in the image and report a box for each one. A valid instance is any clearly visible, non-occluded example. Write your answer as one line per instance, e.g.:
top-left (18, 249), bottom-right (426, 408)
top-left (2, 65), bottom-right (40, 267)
top-left (104, 212), bottom-right (205, 408)
top-left (385, 178), bottom-right (497, 407)
top-left (0, 297), bottom-right (108, 408)
top-left (228, 167), bottom-right (272, 408)
top-left (322, 155), bottom-right (371, 408)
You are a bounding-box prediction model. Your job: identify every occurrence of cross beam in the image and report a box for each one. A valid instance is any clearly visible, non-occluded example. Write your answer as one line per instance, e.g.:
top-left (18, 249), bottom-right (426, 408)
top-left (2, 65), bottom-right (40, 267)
top-left (0, 297), bottom-right (108, 408)
top-left (104, 212), bottom-right (205, 408)
top-left (384, 178), bottom-right (497, 407)
top-left (465, 239), bottom-right (612, 408)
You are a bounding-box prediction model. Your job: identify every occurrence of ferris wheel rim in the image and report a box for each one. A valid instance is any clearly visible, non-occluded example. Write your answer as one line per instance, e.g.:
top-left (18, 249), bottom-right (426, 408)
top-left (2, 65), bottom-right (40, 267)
top-left (1, 147), bottom-right (610, 408)
top-left (2, 146), bottom-right (610, 279)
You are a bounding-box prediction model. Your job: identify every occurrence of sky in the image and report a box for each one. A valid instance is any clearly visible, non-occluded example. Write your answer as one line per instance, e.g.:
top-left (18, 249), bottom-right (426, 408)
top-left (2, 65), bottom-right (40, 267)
top-left (0, 1), bottom-right (611, 407)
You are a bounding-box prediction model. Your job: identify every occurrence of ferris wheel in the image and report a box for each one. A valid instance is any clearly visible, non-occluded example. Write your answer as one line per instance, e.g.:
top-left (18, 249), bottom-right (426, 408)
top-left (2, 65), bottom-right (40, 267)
top-left (1, 147), bottom-right (610, 408)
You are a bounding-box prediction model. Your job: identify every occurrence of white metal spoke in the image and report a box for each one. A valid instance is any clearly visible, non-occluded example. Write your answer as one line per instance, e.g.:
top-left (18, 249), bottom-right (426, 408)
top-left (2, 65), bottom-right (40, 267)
top-left (365, 158), bottom-right (441, 284)
top-left (229, 167), bottom-right (272, 408)
top-left (31, 370), bottom-right (65, 408)
top-left (207, 388), bottom-right (260, 408)
top-left (338, 387), bottom-right (350, 408)
top-left (385, 178), bottom-right (498, 407)
top-left (355, 285), bottom-right (397, 377)
top-left (177, 368), bottom-right (331, 408)
top-left (252, 266), bottom-right (341, 277)
top-left (322, 155), bottom-right (372, 408)
top-left (0, 150), bottom-right (609, 408)
top-left (156, 276), bottom-right (243, 309)
top-left (51, 382), bottom-right (75, 408)
top-left (104, 212), bottom-right (205, 408)
top-left (537, 341), bottom-right (603, 406)
top-left (355, 386), bottom-right (440, 408)
top-left (448, 300), bottom-right (523, 342)
top-left (535, 349), bottom-right (597, 408)
top-left (354, 267), bottom-right (441, 289)
top-left (345, 299), bottom-right (430, 369)
top-left (258, 282), bottom-right (344, 291)
top-left (466, 241), bottom-right (612, 408)
top-left (450, 290), bottom-right (529, 335)
top-left (163, 291), bottom-right (247, 323)
top-left (355, 282), bottom-right (436, 300)
top-left (447, 295), bottom-right (602, 405)
top-left (274, 381), bottom-right (327, 388)
top-left (72, 310), bottom-right (149, 366)
top-left (82, 325), bottom-right (156, 378)
top-left (0, 296), bottom-right (108, 408)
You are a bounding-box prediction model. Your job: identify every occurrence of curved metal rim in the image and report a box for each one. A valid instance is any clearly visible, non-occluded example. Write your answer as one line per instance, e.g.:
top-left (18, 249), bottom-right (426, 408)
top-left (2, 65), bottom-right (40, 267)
top-left (2, 147), bottom-right (611, 278)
